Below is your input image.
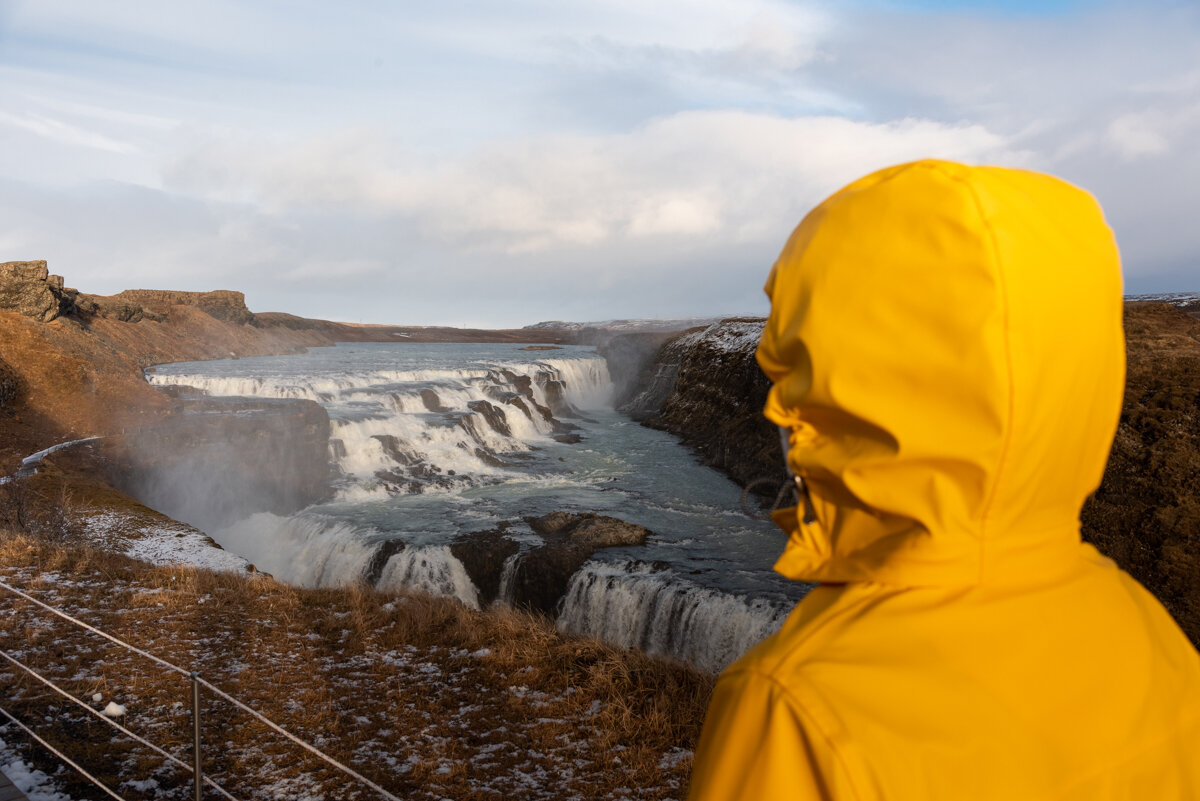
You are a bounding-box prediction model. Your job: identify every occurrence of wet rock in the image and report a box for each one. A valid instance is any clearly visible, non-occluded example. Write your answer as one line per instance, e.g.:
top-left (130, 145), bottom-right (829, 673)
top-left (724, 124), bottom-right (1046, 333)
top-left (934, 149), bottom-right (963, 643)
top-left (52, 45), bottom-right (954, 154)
top-left (514, 513), bottom-right (651, 617)
top-left (535, 371), bottom-right (581, 418)
top-left (450, 525), bottom-right (520, 604)
top-left (372, 434), bottom-right (418, 465)
top-left (365, 539), bottom-right (407, 585)
top-left (467, 399), bottom-right (511, 437)
top-left (0, 260), bottom-right (76, 322)
top-left (473, 446), bottom-right (509, 468)
top-left (420, 389), bottom-right (450, 413)
top-left (630, 319), bottom-right (784, 495)
top-left (553, 434), bottom-right (583, 444)
top-left (450, 513), bottom-right (650, 615)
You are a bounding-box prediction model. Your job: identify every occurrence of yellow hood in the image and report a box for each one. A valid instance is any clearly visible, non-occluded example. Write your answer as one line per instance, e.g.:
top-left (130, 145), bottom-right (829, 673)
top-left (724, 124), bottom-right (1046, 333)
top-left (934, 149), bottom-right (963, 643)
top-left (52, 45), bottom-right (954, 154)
top-left (757, 159), bottom-right (1124, 586)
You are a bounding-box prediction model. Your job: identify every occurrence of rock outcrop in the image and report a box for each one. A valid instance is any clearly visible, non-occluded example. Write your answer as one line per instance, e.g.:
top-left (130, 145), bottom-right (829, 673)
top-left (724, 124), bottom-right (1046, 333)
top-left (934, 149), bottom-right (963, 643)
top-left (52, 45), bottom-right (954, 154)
top-left (453, 512), bottom-right (651, 615)
top-left (0, 261), bottom-right (78, 322)
top-left (100, 289), bottom-right (255, 325)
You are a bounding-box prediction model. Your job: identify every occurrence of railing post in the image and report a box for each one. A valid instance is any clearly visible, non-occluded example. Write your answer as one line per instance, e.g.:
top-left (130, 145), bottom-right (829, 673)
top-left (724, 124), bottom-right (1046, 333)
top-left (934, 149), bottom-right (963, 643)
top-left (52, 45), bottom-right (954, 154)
top-left (192, 672), bottom-right (202, 801)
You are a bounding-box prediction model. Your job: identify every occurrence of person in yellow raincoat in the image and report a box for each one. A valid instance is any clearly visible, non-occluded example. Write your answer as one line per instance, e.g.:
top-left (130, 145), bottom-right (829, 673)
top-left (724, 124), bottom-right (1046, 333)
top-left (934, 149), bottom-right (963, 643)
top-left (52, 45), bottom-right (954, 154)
top-left (687, 160), bottom-right (1200, 800)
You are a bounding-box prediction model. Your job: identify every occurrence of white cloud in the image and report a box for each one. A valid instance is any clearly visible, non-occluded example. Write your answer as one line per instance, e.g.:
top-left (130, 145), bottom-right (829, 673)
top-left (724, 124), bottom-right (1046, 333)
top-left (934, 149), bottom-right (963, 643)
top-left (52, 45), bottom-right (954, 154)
top-left (0, 110), bottom-right (136, 154)
top-left (163, 110), bottom-right (1019, 256)
top-left (1106, 113), bottom-right (1170, 160)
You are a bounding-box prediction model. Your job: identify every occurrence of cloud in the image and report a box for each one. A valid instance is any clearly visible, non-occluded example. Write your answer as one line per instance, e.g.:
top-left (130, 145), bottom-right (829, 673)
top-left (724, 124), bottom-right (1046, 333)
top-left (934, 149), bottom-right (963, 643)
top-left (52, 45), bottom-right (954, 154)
top-left (0, 109), bottom-right (136, 153)
top-left (163, 110), bottom-right (1019, 256)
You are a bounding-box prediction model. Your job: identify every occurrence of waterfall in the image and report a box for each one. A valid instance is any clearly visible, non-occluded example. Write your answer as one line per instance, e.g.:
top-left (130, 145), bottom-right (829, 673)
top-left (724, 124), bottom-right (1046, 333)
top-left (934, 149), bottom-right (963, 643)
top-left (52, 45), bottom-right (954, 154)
top-left (496, 552), bottom-right (521, 607)
top-left (212, 513), bottom-right (481, 608)
top-left (149, 353), bottom-right (615, 497)
top-left (213, 513), bottom-right (380, 588)
top-left (377, 546), bottom-right (481, 609)
top-left (556, 560), bottom-right (792, 674)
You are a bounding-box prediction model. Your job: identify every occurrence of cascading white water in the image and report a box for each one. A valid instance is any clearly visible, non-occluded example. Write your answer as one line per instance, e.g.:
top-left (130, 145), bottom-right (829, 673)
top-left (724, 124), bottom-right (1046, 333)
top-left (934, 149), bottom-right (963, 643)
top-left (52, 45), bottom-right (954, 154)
top-left (213, 513), bottom-right (381, 588)
top-left (496, 553), bottom-right (521, 607)
top-left (212, 512), bottom-right (482, 607)
top-left (556, 560), bottom-right (792, 674)
top-left (151, 353), bottom-right (615, 498)
top-left (148, 340), bottom-right (807, 672)
top-left (377, 546), bottom-right (481, 609)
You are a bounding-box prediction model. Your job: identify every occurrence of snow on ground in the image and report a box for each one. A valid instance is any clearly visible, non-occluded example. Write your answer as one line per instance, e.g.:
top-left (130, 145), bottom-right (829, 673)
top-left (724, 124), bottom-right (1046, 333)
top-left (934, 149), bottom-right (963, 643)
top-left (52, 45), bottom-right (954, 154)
top-left (1125, 291), bottom-right (1200, 305)
top-left (671, 318), bottom-right (764, 355)
top-left (83, 511), bottom-right (251, 573)
top-left (0, 735), bottom-right (75, 801)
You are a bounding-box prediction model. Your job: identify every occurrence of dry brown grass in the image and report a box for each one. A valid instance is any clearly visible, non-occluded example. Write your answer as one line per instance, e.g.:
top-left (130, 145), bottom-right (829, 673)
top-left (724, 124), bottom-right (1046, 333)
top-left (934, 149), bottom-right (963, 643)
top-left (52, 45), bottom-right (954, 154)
top-left (0, 527), bottom-right (713, 800)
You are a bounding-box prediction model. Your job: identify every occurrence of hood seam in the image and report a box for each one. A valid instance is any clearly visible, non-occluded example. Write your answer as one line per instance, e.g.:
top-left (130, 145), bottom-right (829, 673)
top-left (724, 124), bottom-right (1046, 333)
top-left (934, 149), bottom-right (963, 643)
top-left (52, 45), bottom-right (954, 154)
top-left (953, 169), bottom-right (1016, 585)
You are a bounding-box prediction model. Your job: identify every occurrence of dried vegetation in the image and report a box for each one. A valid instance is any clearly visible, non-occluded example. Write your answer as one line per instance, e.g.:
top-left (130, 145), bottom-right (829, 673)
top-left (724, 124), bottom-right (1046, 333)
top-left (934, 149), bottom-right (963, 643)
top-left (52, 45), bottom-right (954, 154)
top-left (0, 527), bottom-right (712, 800)
top-left (1082, 303), bottom-right (1200, 647)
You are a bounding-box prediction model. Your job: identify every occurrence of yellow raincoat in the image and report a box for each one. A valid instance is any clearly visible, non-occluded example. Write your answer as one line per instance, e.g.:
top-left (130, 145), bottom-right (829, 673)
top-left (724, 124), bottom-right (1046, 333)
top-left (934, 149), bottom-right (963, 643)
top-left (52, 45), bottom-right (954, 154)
top-left (688, 160), bottom-right (1200, 800)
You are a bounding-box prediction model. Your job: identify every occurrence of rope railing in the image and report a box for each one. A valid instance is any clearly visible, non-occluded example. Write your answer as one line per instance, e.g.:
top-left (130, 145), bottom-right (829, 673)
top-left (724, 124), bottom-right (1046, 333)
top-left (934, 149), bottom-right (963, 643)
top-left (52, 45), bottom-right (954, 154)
top-left (0, 577), bottom-right (403, 801)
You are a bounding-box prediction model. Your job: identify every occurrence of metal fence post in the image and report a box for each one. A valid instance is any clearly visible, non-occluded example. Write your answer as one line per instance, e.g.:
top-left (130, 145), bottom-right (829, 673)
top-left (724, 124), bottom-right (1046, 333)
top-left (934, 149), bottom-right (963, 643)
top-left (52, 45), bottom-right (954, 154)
top-left (192, 672), bottom-right (202, 801)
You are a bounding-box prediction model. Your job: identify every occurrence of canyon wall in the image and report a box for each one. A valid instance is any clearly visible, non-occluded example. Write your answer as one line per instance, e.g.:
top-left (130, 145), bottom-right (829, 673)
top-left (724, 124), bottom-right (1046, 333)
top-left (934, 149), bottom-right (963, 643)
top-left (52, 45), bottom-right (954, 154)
top-left (605, 319), bottom-right (785, 494)
top-left (614, 305), bottom-right (1200, 647)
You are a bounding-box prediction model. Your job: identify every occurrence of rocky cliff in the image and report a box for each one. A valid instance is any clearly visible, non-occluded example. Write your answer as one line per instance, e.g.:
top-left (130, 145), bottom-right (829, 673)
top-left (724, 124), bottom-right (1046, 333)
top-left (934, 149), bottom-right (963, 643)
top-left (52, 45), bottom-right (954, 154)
top-left (617, 305), bottom-right (1200, 648)
top-left (612, 319), bottom-right (784, 494)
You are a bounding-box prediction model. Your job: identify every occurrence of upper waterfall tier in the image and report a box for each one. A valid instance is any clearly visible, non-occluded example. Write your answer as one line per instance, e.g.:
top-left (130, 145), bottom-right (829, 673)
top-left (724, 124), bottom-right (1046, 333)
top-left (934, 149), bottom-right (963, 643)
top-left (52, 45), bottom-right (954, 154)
top-left (148, 343), bottom-right (614, 496)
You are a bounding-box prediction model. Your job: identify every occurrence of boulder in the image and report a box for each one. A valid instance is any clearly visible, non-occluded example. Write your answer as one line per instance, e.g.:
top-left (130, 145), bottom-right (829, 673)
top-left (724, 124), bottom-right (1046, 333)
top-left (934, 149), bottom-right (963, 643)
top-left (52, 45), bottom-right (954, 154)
top-left (0, 261), bottom-right (76, 322)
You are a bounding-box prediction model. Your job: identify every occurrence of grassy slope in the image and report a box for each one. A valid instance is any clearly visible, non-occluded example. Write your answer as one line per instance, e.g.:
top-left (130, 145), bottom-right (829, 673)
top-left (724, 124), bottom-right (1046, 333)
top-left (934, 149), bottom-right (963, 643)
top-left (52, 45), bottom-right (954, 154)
top-left (0, 529), bottom-right (712, 800)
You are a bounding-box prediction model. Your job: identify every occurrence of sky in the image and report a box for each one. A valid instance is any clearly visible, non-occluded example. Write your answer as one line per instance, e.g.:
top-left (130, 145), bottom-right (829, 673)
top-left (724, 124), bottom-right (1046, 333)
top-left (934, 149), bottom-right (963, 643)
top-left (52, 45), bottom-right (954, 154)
top-left (0, 1), bottom-right (1197, 327)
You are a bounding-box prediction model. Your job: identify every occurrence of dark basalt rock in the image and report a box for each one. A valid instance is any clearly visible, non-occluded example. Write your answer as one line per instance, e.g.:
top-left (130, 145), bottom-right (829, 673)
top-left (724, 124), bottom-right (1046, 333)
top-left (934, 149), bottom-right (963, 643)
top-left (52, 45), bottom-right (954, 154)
top-left (365, 539), bottom-right (407, 585)
top-left (450, 523), bottom-right (520, 604)
top-left (514, 512), bottom-right (650, 617)
top-left (620, 319), bottom-right (785, 496)
top-left (372, 434), bottom-right (419, 465)
top-left (451, 512), bottom-right (650, 613)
